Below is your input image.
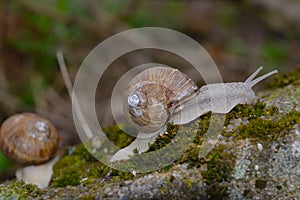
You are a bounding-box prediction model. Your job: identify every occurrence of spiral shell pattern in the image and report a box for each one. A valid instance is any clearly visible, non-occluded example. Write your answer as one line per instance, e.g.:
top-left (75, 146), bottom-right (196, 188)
top-left (124, 66), bottom-right (198, 133)
top-left (0, 113), bottom-right (60, 165)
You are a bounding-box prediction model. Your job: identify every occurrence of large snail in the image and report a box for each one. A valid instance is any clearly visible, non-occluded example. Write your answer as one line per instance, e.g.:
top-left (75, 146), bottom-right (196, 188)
top-left (111, 66), bottom-right (278, 161)
top-left (0, 113), bottom-right (62, 188)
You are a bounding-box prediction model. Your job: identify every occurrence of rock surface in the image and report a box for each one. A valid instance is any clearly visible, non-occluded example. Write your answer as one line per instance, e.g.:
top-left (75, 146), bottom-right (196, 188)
top-left (0, 69), bottom-right (299, 199)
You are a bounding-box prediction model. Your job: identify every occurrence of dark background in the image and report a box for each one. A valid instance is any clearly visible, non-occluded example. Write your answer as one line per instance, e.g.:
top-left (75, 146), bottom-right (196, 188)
top-left (0, 0), bottom-right (299, 146)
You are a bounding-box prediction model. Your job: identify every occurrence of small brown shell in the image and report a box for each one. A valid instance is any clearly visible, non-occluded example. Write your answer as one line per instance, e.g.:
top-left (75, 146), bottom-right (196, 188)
top-left (124, 66), bottom-right (198, 132)
top-left (0, 113), bottom-right (60, 165)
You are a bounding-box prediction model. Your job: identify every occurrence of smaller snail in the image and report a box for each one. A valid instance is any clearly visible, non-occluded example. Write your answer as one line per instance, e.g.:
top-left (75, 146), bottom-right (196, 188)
top-left (111, 66), bottom-right (278, 161)
top-left (0, 113), bottom-right (62, 188)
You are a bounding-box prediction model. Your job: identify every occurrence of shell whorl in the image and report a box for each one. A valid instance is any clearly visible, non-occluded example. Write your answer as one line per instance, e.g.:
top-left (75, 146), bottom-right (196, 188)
top-left (0, 113), bottom-right (60, 165)
top-left (124, 66), bottom-right (198, 133)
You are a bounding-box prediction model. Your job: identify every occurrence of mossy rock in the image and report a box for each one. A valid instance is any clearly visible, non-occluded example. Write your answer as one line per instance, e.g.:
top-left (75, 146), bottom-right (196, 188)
top-left (0, 68), bottom-right (299, 199)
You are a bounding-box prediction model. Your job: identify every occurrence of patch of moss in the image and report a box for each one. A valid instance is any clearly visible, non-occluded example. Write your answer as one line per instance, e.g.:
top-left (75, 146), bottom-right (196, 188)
top-left (267, 67), bottom-right (300, 89)
top-left (70, 143), bottom-right (98, 162)
top-left (148, 113), bottom-right (208, 151)
top-left (201, 144), bottom-right (236, 199)
top-left (80, 195), bottom-right (97, 200)
top-left (178, 143), bottom-right (202, 166)
top-left (51, 125), bottom-right (137, 187)
top-left (52, 149), bottom-right (89, 187)
top-left (53, 168), bottom-right (81, 187)
top-left (0, 181), bottom-right (41, 199)
top-left (206, 184), bottom-right (228, 200)
top-left (148, 123), bottom-right (178, 151)
top-left (185, 178), bottom-right (192, 189)
top-left (234, 110), bottom-right (300, 141)
top-left (52, 144), bottom-right (133, 188)
top-left (225, 101), bottom-right (278, 124)
top-left (104, 125), bottom-right (134, 148)
top-left (194, 112), bottom-right (212, 145)
top-left (146, 113), bottom-right (211, 168)
top-left (255, 179), bottom-right (267, 189)
top-left (111, 124), bottom-right (197, 172)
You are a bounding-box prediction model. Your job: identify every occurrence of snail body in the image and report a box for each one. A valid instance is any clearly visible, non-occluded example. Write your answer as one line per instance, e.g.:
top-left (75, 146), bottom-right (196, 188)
top-left (111, 66), bottom-right (278, 161)
top-left (171, 67), bottom-right (275, 124)
top-left (0, 113), bottom-right (60, 165)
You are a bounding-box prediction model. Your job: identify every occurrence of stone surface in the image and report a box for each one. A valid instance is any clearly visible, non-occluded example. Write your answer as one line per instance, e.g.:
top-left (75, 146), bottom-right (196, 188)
top-left (0, 69), bottom-right (299, 199)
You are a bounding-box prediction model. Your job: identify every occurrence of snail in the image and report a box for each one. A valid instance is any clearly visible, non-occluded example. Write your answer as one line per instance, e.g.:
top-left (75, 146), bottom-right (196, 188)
top-left (0, 113), bottom-right (62, 188)
top-left (110, 66), bottom-right (278, 161)
top-left (0, 113), bottom-right (60, 165)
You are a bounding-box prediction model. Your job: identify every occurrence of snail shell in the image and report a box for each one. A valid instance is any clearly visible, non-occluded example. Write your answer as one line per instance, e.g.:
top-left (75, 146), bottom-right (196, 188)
top-left (124, 66), bottom-right (198, 133)
top-left (0, 113), bottom-right (60, 165)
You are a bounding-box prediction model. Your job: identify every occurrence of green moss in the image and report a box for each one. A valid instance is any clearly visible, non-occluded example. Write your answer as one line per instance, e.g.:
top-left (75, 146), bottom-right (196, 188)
top-left (52, 149), bottom-right (87, 187)
top-left (148, 123), bottom-right (178, 151)
top-left (201, 144), bottom-right (236, 199)
top-left (255, 179), bottom-right (267, 189)
top-left (52, 144), bottom-right (133, 188)
top-left (225, 101), bottom-right (278, 124)
top-left (234, 110), bottom-right (300, 141)
top-left (79, 195), bottom-right (97, 200)
top-left (51, 125), bottom-right (136, 187)
top-left (194, 112), bottom-right (211, 144)
top-left (206, 185), bottom-right (228, 200)
top-left (104, 125), bottom-right (134, 148)
top-left (178, 143), bottom-right (202, 166)
top-left (267, 67), bottom-right (300, 89)
top-left (52, 167), bottom-right (81, 187)
top-left (70, 143), bottom-right (98, 162)
top-left (185, 178), bottom-right (192, 189)
top-left (147, 113), bottom-right (211, 168)
top-left (148, 114), bottom-right (209, 152)
top-left (0, 181), bottom-right (41, 199)
top-left (111, 124), bottom-right (197, 172)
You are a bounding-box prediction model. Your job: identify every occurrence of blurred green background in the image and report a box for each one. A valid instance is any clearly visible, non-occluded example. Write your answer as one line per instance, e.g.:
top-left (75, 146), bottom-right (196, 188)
top-left (0, 0), bottom-right (299, 172)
